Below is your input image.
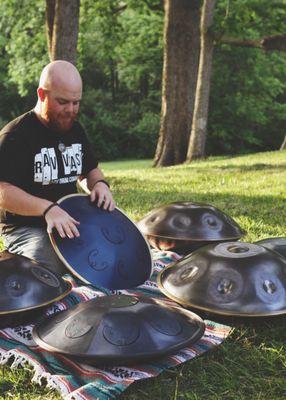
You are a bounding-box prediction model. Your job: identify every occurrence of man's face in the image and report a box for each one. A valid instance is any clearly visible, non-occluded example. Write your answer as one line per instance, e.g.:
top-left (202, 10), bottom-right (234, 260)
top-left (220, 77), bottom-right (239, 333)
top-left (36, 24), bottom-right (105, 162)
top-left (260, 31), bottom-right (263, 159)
top-left (41, 87), bottom-right (82, 133)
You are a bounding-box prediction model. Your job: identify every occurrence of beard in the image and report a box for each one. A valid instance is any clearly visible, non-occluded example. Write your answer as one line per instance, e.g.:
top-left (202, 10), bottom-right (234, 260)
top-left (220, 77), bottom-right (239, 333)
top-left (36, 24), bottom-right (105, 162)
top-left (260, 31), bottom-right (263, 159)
top-left (45, 110), bottom-right (77, 133)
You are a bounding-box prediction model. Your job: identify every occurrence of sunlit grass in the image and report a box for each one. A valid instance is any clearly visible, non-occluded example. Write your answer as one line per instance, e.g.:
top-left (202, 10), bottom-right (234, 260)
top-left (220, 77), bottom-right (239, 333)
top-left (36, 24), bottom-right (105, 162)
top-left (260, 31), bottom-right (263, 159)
top-left (1, 150), bottom-right (286, 399)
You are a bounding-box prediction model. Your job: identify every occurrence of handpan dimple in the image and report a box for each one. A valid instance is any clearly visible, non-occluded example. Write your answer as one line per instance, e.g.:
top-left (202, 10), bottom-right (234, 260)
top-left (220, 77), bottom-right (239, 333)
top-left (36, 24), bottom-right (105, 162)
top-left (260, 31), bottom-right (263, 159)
top-left (167, 257), bottom-right (207, 287)
top-left (31, 266), bottom-right (60, 288)
top-left (180, 266), bottom-right (199, 282)
top-left (65, 317), bottom-right (93, 338)
top-left (101, 225), bottom-right (125, 244)
top-left (202, 213), bottom-right (223, 231)
top-left (88, 249), bottom-right (110, 271)
top-left (5, 275), bottom-right (26, 297)
top-left (207, 269), bottom-right (244, 303)
top-left (172, 214), bottom-right (192, 231)
top-left (103, 315), bottom-right (140, 346)
top-left (145, 309), bottom-right (182, 336)
top-left (263, 280), bottom-right (277, 294)
top-left (254, 273), bottom-right (284, 303)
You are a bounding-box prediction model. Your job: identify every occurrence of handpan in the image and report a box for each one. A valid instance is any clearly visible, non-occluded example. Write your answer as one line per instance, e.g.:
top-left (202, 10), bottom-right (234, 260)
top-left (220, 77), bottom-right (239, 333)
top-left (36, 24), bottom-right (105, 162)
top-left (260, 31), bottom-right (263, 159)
top-left (158, 241), bottom-right (286, 316)
top-left (50, 194), bottom-right (153, 290)
top-left (0, 251), bottom-right (71, 327)
top-left (137, 201), bottom-right (245, 253)
top-left (255, 237), bottom-right (286, 260)
top-left (32, 294), bottom-right (205, 364)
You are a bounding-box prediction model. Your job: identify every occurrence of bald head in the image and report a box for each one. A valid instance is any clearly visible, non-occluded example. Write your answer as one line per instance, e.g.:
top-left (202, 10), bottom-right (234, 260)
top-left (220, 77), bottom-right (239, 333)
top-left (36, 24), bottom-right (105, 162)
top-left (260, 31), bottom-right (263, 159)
top-left (39, 60), bottom-right (82, 93)
top-left (35, 61), bottom-right (83, 132)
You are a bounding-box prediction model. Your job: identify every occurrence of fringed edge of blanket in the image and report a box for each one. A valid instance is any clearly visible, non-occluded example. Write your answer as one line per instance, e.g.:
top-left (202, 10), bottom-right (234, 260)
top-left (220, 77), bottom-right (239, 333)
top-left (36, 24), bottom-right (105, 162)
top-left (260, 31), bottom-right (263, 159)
top-left (0, 349), bottom-right (76, 399)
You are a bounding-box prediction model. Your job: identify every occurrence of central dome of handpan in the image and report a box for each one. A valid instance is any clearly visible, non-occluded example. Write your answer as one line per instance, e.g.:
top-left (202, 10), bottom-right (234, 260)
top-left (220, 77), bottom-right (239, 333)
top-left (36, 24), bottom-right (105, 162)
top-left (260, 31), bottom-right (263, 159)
top-left (50, 194), bottom-right (153, 290)
top-left (32, 294), bottom-right (205, 365)
top-left (137, 201), bottom-right (244, 253)
top-left (158, 241), bottom-right (286, 316)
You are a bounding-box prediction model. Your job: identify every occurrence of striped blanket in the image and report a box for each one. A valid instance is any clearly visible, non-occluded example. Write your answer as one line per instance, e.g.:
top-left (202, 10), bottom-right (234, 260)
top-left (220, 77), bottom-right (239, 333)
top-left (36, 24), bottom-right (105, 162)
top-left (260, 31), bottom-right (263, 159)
top-left (0, 250), bottom-right (232, 400)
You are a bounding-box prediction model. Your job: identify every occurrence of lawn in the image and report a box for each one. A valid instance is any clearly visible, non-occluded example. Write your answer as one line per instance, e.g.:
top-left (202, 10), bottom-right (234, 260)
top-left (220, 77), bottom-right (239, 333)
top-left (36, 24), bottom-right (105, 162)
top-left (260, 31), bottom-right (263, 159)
top-left (1, 150), bottom-right (286, 399)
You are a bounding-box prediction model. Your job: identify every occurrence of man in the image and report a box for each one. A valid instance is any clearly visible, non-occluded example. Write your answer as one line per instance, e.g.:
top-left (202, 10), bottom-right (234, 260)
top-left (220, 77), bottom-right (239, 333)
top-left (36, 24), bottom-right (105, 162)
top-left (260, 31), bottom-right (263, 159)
top-left (0, 60), bottom-right (115, 274)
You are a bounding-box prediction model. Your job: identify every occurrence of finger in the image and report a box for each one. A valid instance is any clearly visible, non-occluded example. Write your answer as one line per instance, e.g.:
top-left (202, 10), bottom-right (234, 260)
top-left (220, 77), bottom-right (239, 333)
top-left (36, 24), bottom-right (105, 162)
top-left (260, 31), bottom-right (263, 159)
top-left (97, 193), bottom-right (105, 208)
top-left (46, 222), bottom-right (53, 234)
top-left (90, 190), bottom-right (96, 203)
top-left (63, 224), bottom-right (76, 239)
top-left (70, 217), bottom-right (80, 225)
top-left (103, 197), bottom-right (110, 210)
top-left (55, 224), bottom-right (66, 239)
top-left (109, 199), bottom-right (116, 211)
top-left (68, 221), bottom-right (80, 238)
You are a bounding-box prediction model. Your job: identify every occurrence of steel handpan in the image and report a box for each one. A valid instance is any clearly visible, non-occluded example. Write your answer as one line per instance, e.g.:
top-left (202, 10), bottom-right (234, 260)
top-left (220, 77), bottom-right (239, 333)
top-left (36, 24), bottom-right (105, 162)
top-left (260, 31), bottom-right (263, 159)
top-left (32, 294), bottom-right (205, 364)
top-left (255, 237), bottom-right (286, 260)
top-left (137, 202), bottom-right (244, 253)
top-left (0, 251), bottom-right (72, 327)
top-left (50, 194), bottom-right (153, 290)
top-left (158, 241), bottom-right (286, 316)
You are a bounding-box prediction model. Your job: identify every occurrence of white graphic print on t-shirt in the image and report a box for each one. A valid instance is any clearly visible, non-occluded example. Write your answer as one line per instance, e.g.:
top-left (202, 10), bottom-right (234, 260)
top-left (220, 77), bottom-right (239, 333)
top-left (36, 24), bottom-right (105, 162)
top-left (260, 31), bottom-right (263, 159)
top-left (34, 143), bottom-right (82, 185)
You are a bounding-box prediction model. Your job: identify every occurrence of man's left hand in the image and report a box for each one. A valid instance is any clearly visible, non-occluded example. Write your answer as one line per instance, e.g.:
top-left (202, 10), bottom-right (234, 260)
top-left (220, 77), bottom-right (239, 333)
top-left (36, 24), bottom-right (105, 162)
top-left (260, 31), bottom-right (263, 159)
top-left (90, 182), bottom-right (115, 211)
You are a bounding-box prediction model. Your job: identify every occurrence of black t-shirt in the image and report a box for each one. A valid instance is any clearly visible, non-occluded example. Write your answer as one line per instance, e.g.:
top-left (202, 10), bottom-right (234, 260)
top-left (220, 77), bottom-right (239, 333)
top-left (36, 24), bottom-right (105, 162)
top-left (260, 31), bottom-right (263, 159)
top-left (0, 110), bottom-right (98, 230)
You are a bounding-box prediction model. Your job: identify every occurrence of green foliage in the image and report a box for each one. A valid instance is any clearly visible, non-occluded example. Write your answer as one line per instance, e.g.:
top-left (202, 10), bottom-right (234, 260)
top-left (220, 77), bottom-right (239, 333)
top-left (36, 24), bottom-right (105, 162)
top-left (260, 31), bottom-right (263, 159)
top-left (0, 0), bottom-right (285, 158)
top-left (208, 46), bottom-right (286, 154)
top-left (0, 0), bottom-right (48, 96)
top-left (214, 0), bottom-right (286, 37)
top-left (115, 8), bottom-right (163, 91)
top-left (79, 88), bottom-right (160, 160)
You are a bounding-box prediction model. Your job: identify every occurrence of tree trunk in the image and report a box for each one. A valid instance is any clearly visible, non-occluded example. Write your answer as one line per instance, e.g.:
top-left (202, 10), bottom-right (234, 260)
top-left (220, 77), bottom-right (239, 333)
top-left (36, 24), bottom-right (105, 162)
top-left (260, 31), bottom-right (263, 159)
top-left (186, 0), bottom-right (216, 161)
top-left (45, 0), bottom-right (80, 64)
top-left (153, 0), bottom-right (201, 167)
top-left (280, 135), bottom-right (286, 150)
top-left (45, 0), bottom-right (56, 60)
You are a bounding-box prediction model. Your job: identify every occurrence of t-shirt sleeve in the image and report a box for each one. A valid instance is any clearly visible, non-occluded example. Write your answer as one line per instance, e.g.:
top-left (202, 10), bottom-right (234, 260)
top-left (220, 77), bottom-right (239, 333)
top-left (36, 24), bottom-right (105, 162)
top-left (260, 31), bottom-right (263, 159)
top-left (0, 131), bottom-right (28, 186)
top-left (80, 130), bottom-right (99, 175)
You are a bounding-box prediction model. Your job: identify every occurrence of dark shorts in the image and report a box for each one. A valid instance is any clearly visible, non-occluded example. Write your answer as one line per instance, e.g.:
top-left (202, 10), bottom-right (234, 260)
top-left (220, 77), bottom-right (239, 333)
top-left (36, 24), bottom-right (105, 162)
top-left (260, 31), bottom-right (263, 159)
top-left (2, 226), bottom-right (67, 275)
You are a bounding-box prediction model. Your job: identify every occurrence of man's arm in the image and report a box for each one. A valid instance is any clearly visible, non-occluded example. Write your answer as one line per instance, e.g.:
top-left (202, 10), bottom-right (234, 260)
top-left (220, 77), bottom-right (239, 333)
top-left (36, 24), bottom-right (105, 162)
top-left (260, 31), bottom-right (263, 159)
top-left (0, 182), bottom-right (80, 238)
top-left (84, 167), bottom-right (115, 211)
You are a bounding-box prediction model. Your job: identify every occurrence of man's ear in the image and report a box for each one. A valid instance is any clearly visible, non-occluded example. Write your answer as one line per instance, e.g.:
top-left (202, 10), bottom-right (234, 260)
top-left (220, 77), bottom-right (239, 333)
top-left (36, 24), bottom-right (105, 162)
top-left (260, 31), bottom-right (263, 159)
top-left (37, 87), bottom-right (46, 102)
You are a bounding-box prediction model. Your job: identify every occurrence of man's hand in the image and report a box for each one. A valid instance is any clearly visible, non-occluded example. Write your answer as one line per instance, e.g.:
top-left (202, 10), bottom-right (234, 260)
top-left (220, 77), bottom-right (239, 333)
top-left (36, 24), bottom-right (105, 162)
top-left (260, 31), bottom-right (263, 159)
top-left (90, 182), bottom-right (115, 211)
top-left (45, 205), bottom-right (80, 238)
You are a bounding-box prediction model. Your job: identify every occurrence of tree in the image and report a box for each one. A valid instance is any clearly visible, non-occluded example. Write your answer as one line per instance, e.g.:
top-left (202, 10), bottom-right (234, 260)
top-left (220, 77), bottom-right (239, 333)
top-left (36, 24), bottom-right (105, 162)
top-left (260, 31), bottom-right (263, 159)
top-left (46, 0), bottom-right (80, 64)
top-left (153, 0), bottom-right (201, 167)
top-left (186, 0), bottom-right (217, 161)
top-left (154, 0), bottom-right (286, 166)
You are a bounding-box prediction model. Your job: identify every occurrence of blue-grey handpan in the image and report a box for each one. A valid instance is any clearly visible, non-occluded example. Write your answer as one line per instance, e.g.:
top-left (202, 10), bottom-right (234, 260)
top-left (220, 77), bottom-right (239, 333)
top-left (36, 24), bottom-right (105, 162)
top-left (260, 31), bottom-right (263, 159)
top-left (137, 201), bottom-right (245, 253)
top-left (255, 237), bottom-right (286, 260)
top-left (32, 294), bottom-right (205, 365)
top-left (50, 194), bottom-right (153, 290)
top-left (158, 241), bottom-right (286, 316)
top-left (0, 251), bottom-right (71, 328)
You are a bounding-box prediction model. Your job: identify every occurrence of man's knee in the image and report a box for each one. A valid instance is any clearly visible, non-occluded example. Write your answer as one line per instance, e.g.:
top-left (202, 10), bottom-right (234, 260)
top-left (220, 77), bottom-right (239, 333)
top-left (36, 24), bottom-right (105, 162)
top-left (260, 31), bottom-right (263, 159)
top-left (2, 226), bottom-right (67, 275)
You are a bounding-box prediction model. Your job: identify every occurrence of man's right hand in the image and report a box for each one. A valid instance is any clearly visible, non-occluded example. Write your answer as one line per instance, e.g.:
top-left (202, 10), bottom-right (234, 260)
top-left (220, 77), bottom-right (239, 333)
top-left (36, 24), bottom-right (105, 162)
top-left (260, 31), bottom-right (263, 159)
top-left (44, 205), bottom-right (80, 238)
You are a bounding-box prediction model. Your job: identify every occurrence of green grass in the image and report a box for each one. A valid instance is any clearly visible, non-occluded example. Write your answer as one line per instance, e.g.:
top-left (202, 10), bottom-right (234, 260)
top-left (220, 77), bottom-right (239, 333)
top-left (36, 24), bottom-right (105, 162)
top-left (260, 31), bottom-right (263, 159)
top-left (1, 150), bottom-right (286, 399)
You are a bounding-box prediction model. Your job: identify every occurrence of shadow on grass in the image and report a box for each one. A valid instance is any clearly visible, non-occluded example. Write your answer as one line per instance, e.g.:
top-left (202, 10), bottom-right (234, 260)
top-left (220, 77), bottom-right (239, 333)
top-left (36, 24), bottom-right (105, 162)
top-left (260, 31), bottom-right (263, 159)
top-left (203, 162), bottom-right (286, 172)
top-left (113, 176), bottom-right (286, 221)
